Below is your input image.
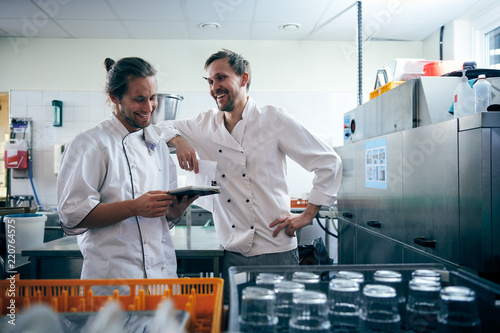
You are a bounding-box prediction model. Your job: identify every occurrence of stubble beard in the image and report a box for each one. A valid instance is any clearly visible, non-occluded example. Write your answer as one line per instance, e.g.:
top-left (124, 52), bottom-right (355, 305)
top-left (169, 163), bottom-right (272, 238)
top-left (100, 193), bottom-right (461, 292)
top-left (215, 91), bottom-right (235, 112)
top-left (119, 104), bottom-right (151, 129)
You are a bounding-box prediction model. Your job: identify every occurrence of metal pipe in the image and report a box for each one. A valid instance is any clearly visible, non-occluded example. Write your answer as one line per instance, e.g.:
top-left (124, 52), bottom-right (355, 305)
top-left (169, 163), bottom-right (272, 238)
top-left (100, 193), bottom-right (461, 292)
top-left (439, 25), bottom-right (444, 60)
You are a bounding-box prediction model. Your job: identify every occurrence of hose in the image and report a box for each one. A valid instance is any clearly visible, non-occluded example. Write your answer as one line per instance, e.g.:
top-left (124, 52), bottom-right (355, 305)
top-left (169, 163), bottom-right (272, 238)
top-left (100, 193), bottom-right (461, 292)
top-left (28, 157), bottom-right (41, 207)
top-left (315, 209), bottom-right (338, 238)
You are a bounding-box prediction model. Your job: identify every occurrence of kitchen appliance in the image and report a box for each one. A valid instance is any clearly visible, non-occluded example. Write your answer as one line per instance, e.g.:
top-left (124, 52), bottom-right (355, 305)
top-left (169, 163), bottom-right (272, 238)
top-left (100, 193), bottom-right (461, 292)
top-left (8, 118), bottom-right (32, 179)
top-left (151, 93), bottom-right (183, 124)
top-left (336, 77), bottom-right (500, 281)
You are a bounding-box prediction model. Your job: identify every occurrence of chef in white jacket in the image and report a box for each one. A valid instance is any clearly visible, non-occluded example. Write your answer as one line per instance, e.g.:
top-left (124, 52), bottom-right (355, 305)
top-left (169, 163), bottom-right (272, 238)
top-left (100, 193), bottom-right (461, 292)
top-left (157, 49), bottom-right (342, 300)
top-left (57, 57), bottom-right (196, 294)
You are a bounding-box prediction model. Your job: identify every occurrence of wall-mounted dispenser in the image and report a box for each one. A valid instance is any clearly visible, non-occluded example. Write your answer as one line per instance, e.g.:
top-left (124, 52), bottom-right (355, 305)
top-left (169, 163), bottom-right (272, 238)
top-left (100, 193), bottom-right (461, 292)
top-left (4, 139), bottom-right (28, 169)
top-left (52, 100), bottom-right (62, 127)
top-left (9, 118), bottom-right (32, 179)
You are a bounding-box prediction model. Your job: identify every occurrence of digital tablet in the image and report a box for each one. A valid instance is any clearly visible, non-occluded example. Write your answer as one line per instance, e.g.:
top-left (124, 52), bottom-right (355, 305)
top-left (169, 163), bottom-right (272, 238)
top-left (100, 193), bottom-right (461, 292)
top-left (168, 185), bottom-right (220, 197)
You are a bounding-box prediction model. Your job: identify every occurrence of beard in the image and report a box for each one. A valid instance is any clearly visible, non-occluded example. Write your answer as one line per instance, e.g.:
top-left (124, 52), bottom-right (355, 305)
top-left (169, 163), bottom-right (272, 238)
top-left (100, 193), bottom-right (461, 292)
top-left (119, 104), bottom-right (152, 129)
top-left (214, 89), bottom-right (235, 112)
top-left (219, 99), bottom-right (235, 112)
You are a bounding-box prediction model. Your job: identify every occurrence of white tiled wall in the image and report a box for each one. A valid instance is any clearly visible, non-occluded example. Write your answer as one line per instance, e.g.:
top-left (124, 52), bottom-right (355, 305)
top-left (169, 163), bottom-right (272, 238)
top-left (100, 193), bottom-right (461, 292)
top-left (8, 89), bottom-right (355, 207)
top-left (9, 90), bottom-right (112, 206)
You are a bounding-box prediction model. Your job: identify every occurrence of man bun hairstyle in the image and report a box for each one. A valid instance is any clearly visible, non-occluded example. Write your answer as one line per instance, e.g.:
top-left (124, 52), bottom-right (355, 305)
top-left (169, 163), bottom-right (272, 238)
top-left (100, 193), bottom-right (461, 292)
top-left (104, 57), bottom-right (157, 100)
top-left (104, 58), bottom-right (115, 72)
top-left (204, 49), bottom-right (251, 92)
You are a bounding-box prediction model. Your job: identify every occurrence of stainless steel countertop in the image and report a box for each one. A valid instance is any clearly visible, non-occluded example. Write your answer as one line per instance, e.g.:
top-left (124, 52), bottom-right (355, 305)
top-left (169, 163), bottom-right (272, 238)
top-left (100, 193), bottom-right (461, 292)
top-left (22, 226), bottom-right (224, 258)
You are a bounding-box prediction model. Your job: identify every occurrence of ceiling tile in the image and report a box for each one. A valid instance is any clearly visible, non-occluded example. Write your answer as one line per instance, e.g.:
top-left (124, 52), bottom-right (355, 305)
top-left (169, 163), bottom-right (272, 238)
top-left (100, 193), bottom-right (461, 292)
top-left (370, 23), bottom-right (436, 42)
top-left (0, 17), bottom-right (71, 38)
top-left (32, 0), bottom-right (117, 19)
top-left (108, 0), bottom-right (184, 20)
top-left (124, 20), bottom-right (190, 39)
top-left (189, 21), bottom-right (251, 39)
top-left (251, 21), bottom-right (317, 40)
top-left (254, 0), bottom-right (331, 22)
top-left (0, 0), bottom-right (495, 41)
top-left (56, 19), bottom-right (130, 39)
top-left (183, 0), bottom-right (255, 22)
top-left (0, 0), bottom-right (41, 19)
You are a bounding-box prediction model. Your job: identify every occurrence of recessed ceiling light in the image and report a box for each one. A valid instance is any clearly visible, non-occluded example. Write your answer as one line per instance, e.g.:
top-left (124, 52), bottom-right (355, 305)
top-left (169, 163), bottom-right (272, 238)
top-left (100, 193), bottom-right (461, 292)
top-left (198, 22), bottom-right (221, 30)
top-left (279, 23), bottom-right (301, 30)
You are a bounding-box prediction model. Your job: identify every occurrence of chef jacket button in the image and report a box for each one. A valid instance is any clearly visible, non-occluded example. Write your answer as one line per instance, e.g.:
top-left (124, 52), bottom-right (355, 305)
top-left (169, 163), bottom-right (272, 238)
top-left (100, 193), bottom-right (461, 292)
top-left (222, 174), bottom-right (225, 178)
top-left (246, 199), bottom-right (250, 203)
top-left (161, 266), bottom-right (165, 271)
top-left (218, 149), bottom-right (222, 153)
top-left (242, 174), bottom-right (246, 177)
top-left (232, 225), bottom-right (235, 228)
top-left (227, 199), bottom-right (231, 203)
top-left (250, 226), bottom-right (254, 229)
top-left (162, 238), bottom-right (165, 243)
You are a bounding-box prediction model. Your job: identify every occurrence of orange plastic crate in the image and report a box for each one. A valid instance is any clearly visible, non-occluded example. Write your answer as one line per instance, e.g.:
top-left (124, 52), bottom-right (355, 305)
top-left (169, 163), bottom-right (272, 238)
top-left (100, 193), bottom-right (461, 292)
top-left (291, 199), bottom-right (308, 208)
top-left (369, 81), bottom-right (405, 100)
top-left (0, 277), bottom-right (223, 333)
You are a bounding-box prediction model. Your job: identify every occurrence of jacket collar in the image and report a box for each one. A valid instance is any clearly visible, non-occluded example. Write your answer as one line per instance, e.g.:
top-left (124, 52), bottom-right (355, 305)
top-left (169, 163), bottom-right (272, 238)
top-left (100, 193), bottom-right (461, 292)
top-left (213, 97), bottom-right (255, 150)
top-left (109, 113), bottom-right (159, 155)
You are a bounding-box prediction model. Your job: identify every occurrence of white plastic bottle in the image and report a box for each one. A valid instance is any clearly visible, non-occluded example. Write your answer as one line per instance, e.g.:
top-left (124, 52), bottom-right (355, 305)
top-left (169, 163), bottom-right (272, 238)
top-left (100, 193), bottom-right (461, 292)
top-left (453, 71), bottom-right (474, 118)
top-left (473, 74), bottom-right (492, 113)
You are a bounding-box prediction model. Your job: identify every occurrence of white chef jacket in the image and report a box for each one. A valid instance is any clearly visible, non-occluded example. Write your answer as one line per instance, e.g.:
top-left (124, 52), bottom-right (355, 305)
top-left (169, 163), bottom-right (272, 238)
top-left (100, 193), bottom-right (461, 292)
top-left (58, 114), bottom-right (178, 285)
top-left (157, 97), bottom-right (342, 257)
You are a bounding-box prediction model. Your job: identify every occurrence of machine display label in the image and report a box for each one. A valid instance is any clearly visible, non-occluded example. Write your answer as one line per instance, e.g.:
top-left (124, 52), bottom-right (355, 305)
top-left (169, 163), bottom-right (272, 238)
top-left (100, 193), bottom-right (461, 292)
top-left (365, 138), bottom-right (387, 189)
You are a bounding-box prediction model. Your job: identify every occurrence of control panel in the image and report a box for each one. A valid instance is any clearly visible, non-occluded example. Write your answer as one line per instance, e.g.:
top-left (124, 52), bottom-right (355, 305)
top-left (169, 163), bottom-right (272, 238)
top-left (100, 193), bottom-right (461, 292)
top-left (343, 114), bottom-right (355, 143)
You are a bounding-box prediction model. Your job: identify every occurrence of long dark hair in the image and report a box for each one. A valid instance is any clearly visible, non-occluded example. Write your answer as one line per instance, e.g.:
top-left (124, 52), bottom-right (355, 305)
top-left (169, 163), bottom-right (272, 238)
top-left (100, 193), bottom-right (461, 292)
top-left (104, 57), bottom-right (157, 100)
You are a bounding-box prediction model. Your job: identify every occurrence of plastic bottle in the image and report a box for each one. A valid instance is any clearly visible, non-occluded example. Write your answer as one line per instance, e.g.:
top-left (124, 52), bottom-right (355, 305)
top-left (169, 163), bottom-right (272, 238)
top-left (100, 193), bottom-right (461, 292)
top-left (473, 74), bottom-right (492, 113)
top-left (453, 70), bottom-right (474, 118)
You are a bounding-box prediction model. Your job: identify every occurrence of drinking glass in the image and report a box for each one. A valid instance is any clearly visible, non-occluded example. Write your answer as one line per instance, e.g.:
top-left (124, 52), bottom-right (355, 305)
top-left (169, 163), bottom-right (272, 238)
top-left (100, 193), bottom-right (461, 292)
top-left (373, 270), bottom-right (406, 328)
top-left (328, 278), bottom-right (361, 332)
top-left (373, 270), bottom-right (404, 302)
top-left (256, 273), bottom-right (285, 290)
top-left (437, 286), bottom-right (481, 333)
top-left (292, 271), bottom-right (320, 291)
top-left (406, 278), bottom-right (441, 333)
top-left (411, 269), bottom-right (442, 284)
top-left (239, 286), bottom-right (278, 333)
top-left (337, 270), bottom-right (365, 285)
top-left (289, 290), bottom-right (331, 333)
top-left (274, 281), bottom-right (305, 333)
top-left (360, 284), bottom-right (401, 333)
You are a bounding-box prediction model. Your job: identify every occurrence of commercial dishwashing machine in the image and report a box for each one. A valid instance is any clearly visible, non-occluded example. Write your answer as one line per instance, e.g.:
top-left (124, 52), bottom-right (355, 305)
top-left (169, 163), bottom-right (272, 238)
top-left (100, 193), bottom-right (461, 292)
top-left (336, 77), bottom-right (500, 280)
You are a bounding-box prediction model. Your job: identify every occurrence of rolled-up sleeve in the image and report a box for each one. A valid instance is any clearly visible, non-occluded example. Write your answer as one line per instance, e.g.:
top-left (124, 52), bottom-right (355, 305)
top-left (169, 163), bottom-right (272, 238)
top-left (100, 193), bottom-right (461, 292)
top-left (57, 133), bottom-right (105, 234)
top-left (156, 120), bottom-right (182, 144)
